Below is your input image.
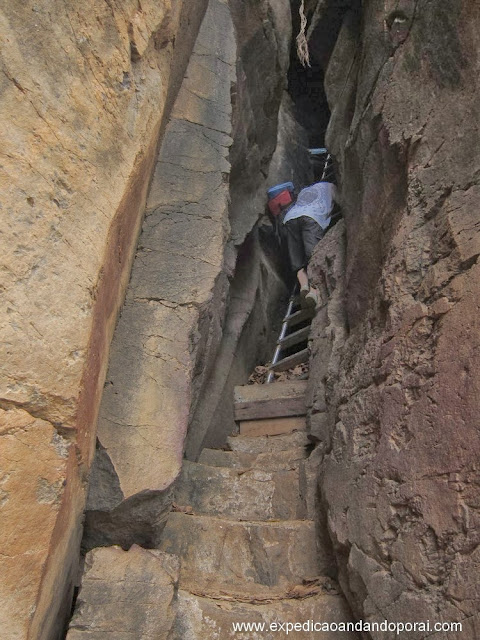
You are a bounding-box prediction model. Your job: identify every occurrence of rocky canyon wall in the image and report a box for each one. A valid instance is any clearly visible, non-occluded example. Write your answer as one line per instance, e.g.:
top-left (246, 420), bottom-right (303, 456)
top-left (83, 0), bottom-right (306, 551)
top-left (8, 0), bottom-right (477, 636)
top-left (0, 2), bottom-right (208, 638)
top-left (1, 0), bottom-right (313, 634)
top-left (308, 0), bottom-right (480, 636)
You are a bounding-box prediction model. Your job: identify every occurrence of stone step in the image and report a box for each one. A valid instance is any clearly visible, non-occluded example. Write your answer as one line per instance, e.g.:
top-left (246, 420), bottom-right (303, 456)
top-left (170, 589), bottom-right (360, 639)
top-left (160, 513), bottom-right (325, 598)
top-left (174, 461), bottom-right (306, 521)
top-left (198, 446), bottom-right (308, 471)
top-left (239, 415), bottom-right (306, 437)
top-left (227, 430), bottom-right (310, 456)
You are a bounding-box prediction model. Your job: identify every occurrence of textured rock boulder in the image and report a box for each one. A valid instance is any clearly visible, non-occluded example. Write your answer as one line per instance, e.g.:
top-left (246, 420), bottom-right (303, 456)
top-left (307, 0), bottom-right (480, 636)
top-left (0, 1), bottom-right (207, 637)
top-left (66, 545), bottom-right (179, 639)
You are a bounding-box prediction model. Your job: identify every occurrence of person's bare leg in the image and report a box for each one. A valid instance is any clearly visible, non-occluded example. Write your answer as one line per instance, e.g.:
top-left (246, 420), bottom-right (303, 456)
top-left (297, 268), bottom-right (309, 294)
top-left (300, 266), bottom-right (319, 308)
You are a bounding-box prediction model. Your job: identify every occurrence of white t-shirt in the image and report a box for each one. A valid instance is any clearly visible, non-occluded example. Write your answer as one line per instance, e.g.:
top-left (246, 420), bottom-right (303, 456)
top-left (283, 182), bottom-right (337, 230)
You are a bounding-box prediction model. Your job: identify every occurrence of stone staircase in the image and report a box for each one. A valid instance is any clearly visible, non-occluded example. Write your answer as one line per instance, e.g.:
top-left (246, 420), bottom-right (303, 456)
top-left (159, 382), bottom-right (359, 638)
top-left (67, 382), bottom-right (359, 639)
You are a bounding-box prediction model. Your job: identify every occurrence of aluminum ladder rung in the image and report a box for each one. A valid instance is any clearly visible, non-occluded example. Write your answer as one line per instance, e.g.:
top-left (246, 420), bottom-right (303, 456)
top-left (283, 306), bottom-right (315, 327)
top-left (277, 325), bottom-right (310, 349)
top-left (269, 348), bottom-right (309, 373)
top-left (266, 284), bottom-right (315, 383)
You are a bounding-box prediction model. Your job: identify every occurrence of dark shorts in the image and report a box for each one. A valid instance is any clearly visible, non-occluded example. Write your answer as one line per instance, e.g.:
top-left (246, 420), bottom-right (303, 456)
top-left (284, 215), bottom-right (324, 273)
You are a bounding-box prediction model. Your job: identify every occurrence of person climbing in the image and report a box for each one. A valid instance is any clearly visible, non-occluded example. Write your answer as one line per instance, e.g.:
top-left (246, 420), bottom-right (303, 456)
top-left (282, 177), bottom-right (338, 308)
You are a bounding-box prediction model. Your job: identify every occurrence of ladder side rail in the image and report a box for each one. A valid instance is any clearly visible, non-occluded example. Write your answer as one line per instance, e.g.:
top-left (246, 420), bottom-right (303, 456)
top-left (267, 286), bottom-right (298, 383)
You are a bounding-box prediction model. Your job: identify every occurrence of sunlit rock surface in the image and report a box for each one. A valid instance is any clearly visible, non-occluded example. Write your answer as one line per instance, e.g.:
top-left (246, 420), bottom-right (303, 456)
top-left (0, 1), bottom-right (207, 636)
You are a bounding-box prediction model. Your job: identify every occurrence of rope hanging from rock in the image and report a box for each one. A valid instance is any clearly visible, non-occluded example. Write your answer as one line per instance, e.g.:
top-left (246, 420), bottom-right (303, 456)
top-left (296, 0), bottom-right (311, 67)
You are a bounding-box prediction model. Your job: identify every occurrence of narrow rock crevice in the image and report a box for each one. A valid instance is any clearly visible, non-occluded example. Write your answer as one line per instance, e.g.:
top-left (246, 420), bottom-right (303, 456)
top-left (53, 0), bottom-right (480, 638)
top-left (70, 2), bottom-right (348, 635)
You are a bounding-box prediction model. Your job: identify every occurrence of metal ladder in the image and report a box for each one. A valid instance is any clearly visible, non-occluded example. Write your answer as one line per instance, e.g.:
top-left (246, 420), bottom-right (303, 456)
top-left (266, 285), bottom-right (315, 383)
top-left (265, 149), bottom-right (332, 383)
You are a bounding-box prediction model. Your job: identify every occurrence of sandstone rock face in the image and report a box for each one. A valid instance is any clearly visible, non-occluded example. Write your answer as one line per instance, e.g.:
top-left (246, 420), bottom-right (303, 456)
top-left (307, 1), bottom-right (480, 636)
top-left (0, 0), bottom-right (205, 450)
top-left (0, 409), bottom-right (70, 640)
top-left (267, 91), bottom-right (313, 190)
top-left (1, 0), bottom-right (302, 627)
top-left (66, 545), bottom-right (179, 640)
top-left (306, 222), bottom-right (347, 449)
top-left (84, 0), bottom-right (237, 549)
top-left (186, 0), bottom-right (301, 458)
top-left (184, 227), bottom-right (289, 459)
top-left (85, 0), bottom-right (296, 547)
top-left (0, 1), bottom-right (208, 637)
top-left (228, 0), bottom-right (295, 245)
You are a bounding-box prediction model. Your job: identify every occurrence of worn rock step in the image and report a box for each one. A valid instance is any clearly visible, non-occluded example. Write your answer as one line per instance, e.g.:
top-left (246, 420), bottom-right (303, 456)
top-left (227, 430), bottom-right (310, 456)
top-left (170, 589), bottom-right (359, 639)
top-left (160, 513), bottom-right (323, 598)
top-left (174, 461), bottom-right (306, 521)
top-left (198, 446), bottom-right (308, 471)
top-left (239, 415), bottom-right (306, 437)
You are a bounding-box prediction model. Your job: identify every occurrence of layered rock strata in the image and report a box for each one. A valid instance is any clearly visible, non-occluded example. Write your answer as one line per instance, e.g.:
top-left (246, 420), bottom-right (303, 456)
top-left (307, 1), bottom-right (480, 636)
